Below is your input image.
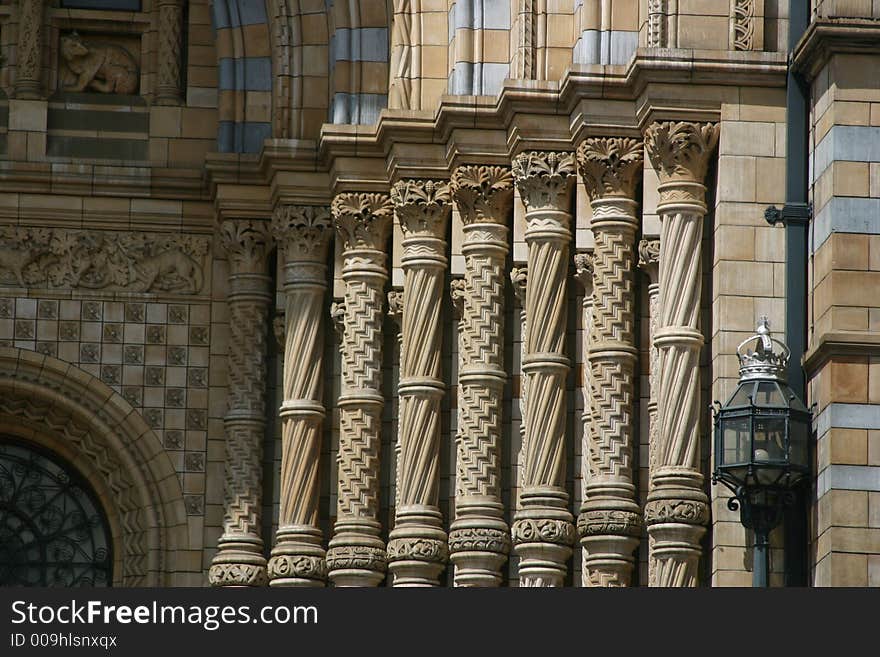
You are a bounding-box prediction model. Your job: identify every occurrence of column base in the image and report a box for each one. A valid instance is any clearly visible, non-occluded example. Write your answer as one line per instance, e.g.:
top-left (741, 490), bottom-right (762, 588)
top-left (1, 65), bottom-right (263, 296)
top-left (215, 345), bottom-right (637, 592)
top-left (268, 526), bottom-right (327, 587)
top-left (512, 489), bottom-right (575, 587)
top-left (326, 521), bottom-right (387, 587)
top-left (387, 506), bottom-right (448, 587)
top-left (208, 536), bottom-right (268, 587)
top-left (448, 506), bottom-right (510, 587)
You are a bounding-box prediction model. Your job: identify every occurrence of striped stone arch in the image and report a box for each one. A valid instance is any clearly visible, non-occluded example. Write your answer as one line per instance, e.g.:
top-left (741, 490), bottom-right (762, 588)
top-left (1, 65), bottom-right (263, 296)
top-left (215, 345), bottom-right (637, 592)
top-left (0, 348), bottom-right (189, 587)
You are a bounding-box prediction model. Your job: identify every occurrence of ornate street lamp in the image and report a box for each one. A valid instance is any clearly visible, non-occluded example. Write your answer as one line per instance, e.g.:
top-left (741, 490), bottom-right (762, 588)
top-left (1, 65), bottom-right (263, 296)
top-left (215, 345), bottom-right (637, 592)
top-left (712, 318), bottom-right (812, 587)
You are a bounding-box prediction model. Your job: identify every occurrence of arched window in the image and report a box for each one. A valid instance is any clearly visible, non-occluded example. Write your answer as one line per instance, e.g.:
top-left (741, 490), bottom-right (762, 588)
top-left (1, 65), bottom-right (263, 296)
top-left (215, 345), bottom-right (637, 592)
top-left (0, 440), bottom-right (112, 587)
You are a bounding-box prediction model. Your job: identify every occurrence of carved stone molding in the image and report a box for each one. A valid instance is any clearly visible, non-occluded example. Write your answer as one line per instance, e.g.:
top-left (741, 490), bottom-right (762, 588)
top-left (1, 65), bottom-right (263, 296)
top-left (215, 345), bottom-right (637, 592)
top-left (575, 138), bottom-right (643, 587)
top-left (15, 0), bottom-right (44, 98)
top-left (267, 205), bottom-right (333, 587)
top-left (511, 152), bottom-right (575, 587)
top-left (386, 179), bottom-right (451, 587)
top-left (447, 166), bottom-right (513, 587)
top-left (643, 122), bottom-right (719, 587)
top-left (156, 0), bottom-right (185, 104)
top-left (0, 226), bottom-right (208, 294)
top-left (326, 193), bottom-right (392, 587)
top-left (209, 220), bottom-right (273, 587)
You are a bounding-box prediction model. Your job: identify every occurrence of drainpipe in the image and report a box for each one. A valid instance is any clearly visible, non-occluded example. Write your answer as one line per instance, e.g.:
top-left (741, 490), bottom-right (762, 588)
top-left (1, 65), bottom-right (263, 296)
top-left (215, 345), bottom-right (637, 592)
top-left (764, 0), bottom-right (811, 586)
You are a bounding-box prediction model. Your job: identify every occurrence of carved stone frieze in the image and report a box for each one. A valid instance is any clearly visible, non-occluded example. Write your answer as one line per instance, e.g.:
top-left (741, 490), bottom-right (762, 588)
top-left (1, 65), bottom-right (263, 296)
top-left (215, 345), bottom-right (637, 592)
top-left (0, 226), bottom-right (207, 293)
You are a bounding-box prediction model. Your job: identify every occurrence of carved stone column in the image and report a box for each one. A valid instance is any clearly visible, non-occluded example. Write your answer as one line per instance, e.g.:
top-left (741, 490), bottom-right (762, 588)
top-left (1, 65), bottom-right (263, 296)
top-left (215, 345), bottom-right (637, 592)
top-left (573, 252), bottom-right (594, 586)
top-left (268, 205), bottom-right (333, 587)
top-left (209, 220), bottom-right (273, 587)
top-left (325, 193), bottom-right (393, 587)
top-left (510, 266), bottom-right (528, 491)
top-left (386, 179), bottom-right (451, 587)
top-left (15, 0), bottom-right (44, 99)
top-left (448, 166), bottom-right (514, 586)
top-left (643, 122), bottom-right (719, 587)
top-left (575, 138), bottom-right (644, 586)
top-left (511, 151), bottom-right (576, 587)
top-left (156, 0), bottom-right (185, 104)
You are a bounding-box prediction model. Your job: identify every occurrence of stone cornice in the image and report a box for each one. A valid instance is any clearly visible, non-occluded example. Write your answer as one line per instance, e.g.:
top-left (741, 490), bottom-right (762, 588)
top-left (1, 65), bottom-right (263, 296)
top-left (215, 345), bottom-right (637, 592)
top-left (793, 20), bottom-right (880, 83)
top-left (803, 331), bottom-right (880, 375)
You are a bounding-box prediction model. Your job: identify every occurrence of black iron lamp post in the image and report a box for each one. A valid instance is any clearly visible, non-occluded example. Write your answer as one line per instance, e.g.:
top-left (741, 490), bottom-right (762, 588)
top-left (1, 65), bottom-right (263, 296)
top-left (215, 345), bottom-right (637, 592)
top-left (712, 317), bottom-right (811, 587)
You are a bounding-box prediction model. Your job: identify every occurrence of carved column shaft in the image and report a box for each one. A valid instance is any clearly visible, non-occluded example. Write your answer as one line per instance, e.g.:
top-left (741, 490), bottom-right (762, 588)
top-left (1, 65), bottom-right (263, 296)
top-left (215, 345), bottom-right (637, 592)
top-left (326, 194), bottom-right (393, 587)
top-left (511, 151), bottom-right (576, 587)
top-left (448, 166), bottom-right (514, 587)
top-left (644, 122), bottom-right (719, 587)
top-left (573, 253), bottom-right (594, 587)
top-left (268, 205), bottom-right (333, 587)
top-left (576, 138), bottom-right (644, 587)
top-left (15, 0), bottom-right (43, 99)
top-left (156, 0), bottom-right (185, 104)
top-left (209, 220), bottom-right (273, 587)
top-left (386, 179), bottom-right (451, 587)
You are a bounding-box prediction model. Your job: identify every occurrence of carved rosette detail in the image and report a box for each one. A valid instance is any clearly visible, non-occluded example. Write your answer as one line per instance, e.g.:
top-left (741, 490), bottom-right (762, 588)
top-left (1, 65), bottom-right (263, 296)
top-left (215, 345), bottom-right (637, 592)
top-left (447, 166), bottom-right (512, 587)
top-left (644, 122), bottom-right (719, 587)
top-left (326, 194), bottom-right (392, 587)
top-left (15, 0), bottom-right (43, 98)
top-left (156, 0), bottom-right (184, 104)
top-left (268, 205), bottom-right (333, 588)
top-left (511, 152), bottom-right (575, 587)
top-left (387, 180), bottom-right (451, 587)
top-left (208, 563), bottom-right (269, 587)
top-left (575, 138), bottom-right (643, 587)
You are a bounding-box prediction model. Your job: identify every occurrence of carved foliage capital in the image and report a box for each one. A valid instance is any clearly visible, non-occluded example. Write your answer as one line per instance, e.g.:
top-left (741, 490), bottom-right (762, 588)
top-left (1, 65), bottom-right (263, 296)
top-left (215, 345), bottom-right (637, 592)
top-left (219, 219), bottom-right (272, 275)
top-left (644, 121), bottom-right (719, 184)
top-left (577, 137), bottom-right (643, 200)
top-left (331, 193), bottom-right (394, 252)
top-left (271, 205), bottom-right (332, 263)
top-left (511, 151), bottom-right (576, 212)
top-left (573, 252), bottom-right (594, 292)
top-left (391, 179), bottom-right (451, 238)
top-left (510, 267), bottom-right (528, 305)
top-left (387, 290), bottom-right (403, 327)
top-left (450, 165), bottom-right (514, 225)
top-left (638, 239), bottom-right (660, 282)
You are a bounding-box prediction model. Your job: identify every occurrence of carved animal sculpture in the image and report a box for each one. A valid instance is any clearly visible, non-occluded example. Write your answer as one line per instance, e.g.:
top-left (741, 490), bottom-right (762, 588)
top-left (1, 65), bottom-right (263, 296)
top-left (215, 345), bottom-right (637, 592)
top-left (0, 245), bottom-right (40, 286)
top-left (60, 32), bottom-right (138, 95)
top-left (130, 250), bottom-right (203, 293)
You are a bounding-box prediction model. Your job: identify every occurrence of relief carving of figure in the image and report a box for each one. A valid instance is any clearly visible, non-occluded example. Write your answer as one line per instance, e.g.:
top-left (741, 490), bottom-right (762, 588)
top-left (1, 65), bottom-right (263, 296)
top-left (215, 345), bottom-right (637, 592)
top-left (60, 32), bottom-right (139, 95)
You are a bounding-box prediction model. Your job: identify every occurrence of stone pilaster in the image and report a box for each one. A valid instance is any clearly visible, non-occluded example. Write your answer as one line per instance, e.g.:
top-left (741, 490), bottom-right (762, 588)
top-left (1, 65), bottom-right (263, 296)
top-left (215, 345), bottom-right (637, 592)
top-left (156, 0), bottom-right (185, 105)
top-left (209, 220), bottom-right (273, 587)
top-left (326, 193), bottom-right (394, 587)
top-left (448, 166), bottom-right (514, 586)
top-left (510, 266), bottom-right (528, 492)
top-left (511, 151), bottom-right (577, 587)
top-left (573, 252), bottom-right (594, 587)
top-left (267, 204), bottom-right (333, 587)
top-left (643, 121), bottom-right (719, 587)
top-left (575, 138), bottom-right (644, 586)
top-left (15, 0), bottom-right (44, 99)
top-left (386, 179), bottom-right (451, 587)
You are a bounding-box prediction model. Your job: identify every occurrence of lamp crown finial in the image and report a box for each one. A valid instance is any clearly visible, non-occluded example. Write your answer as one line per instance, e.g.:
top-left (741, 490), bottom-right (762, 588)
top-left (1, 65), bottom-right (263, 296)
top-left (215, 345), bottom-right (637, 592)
top-left (736, 318), bottom-right (790, 381)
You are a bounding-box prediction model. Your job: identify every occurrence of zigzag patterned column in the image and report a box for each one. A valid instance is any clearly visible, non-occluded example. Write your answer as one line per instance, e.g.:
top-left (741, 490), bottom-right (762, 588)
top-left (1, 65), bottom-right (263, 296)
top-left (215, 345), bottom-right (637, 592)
top-left (644, 121), bottom-right (719, 587)
top-left (209, 220), bottom-right (273, 587)
top-left (326, 193), bottom-right (393, 587)
top-left (448, 165), bottom-right (514, 586)
top-left (511, 151), bottom-right (576, 587)
top-left (386, 179), bottom-right (451, 587)
top-left (575, 138), bottom-right (644, 586)
top-left (268, 205), bottom-right (333, 587)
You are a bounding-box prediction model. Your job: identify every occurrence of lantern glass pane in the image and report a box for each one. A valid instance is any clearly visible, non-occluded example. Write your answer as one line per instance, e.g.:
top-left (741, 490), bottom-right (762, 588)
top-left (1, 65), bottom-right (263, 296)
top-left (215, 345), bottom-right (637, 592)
top-left (755, 381), bottom-right (786, 406)
top-left (789, 417), bottom-right (809, 470)
top-left (728, 383), bottom-right (755, 407)
top-left (722, 416), bottom-right (751, 465)
top-left (753, 416), bottom-right (786, 462)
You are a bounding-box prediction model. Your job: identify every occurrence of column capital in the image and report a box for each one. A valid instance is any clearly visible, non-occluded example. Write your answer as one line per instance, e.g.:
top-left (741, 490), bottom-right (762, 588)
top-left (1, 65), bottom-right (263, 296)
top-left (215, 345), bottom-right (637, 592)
top-left (219, 219), bottom-right (273, 276)
top-left (271, 204), bottom-right (332, 264)
top-left (450, 165), bottom-right (514, 225)
top-left (391, 179), bottom-right (452, 239)
top-left (511, 151), bottom-right (576, 213)
top-left (638, 239), bottom-right (660, 283)
top-left (510, 266), bottom-right (528, 306)
top-left (576, 137), bottom-right (643, 200)
top-left (573, 251), bottom-right (594, 293)
top-left (644, 121), bottom-right (719, 185)
top-left (331, 193), bottom-right (394, 251)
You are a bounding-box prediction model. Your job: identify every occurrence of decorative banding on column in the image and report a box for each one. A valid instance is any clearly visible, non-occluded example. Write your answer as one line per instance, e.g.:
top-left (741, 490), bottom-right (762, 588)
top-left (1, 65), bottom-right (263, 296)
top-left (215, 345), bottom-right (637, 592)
top-left (644, 121), bottom-right (719, 587)
top-left (267, 204), bottom-right (333, 587)
top-left (209, 220), bottom-right (274, 587)
top-left (511, 151), bottom-right (576, 587)
top-left (325, 193), bottom-right (394, 587)
top-left (575, 137), bottom-right (644, 587)
top-left (15, 0), bottom-right (44, 99)
top-left (156, 0), bottom-right (185, 105)
top-left (448, 165), bottom-right (514, 587)
top-left (386, 179), bottom-right (452, 587)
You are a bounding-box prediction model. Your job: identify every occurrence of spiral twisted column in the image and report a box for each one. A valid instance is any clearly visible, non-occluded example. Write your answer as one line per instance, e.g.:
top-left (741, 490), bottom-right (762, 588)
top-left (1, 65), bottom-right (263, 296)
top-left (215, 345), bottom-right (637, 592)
top-left (386, 179), bottom-right (452, 586)
top-left (575, 138), bottom-right (644, 586)
top-left (208, 220), bottom-right (273, 587)
top-left (643, 121), bottom-right (719, 587)
top-left (267, 205), bottom-right (333, 587)
top-left (448, 165), bottom-right (514, 586)
top-left (511, 151), bottom-right (576, 587)
top-left (325, 193), bottom-right (394, 586)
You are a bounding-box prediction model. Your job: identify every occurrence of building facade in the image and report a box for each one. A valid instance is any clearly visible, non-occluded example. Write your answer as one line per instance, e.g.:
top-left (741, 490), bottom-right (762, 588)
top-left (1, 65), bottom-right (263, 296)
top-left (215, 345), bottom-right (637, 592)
top-left (0, 0), bottom-right (877, 588)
